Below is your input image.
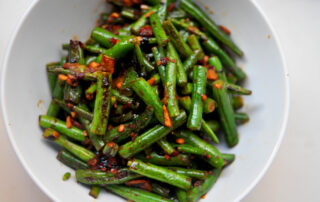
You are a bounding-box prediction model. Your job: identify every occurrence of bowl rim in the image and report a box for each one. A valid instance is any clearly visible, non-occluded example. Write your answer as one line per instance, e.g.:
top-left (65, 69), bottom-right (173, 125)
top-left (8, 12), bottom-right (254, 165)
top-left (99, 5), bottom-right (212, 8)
top-left (0, 0), bottom-right (290, 201)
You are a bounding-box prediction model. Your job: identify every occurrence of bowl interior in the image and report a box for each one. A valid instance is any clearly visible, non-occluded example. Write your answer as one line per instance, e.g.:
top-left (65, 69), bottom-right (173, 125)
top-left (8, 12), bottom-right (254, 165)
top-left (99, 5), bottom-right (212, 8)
top-left (1, 0), bottom-right (288, 201)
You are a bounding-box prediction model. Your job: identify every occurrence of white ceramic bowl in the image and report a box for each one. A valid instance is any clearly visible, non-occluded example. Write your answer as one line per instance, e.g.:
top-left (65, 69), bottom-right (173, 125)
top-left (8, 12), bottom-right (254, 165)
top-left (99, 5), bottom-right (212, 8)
top-left (1, 0), bottom-right (289, 201)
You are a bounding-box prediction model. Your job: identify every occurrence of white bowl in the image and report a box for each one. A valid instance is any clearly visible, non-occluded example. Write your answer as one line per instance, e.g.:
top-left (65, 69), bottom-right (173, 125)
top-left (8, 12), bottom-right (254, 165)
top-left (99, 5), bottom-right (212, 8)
top-left (0, 0), bottom-right (289, 201)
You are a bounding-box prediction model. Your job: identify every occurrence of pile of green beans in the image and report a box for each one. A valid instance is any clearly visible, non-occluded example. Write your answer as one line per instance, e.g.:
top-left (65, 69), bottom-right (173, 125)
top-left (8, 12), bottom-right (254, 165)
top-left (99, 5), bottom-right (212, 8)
top-left (40, 0), bottom-right (251, 201)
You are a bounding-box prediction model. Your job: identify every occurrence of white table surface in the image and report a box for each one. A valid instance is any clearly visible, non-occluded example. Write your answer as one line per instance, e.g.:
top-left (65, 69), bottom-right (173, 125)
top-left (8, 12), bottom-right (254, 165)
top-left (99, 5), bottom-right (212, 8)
top-left (1, 0), bottom-right (320, 201)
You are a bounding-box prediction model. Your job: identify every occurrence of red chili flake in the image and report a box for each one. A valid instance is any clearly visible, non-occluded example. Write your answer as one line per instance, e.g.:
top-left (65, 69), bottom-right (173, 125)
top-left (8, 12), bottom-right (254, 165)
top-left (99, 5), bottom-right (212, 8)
top-left (214, 82), bottom-right (222, 89)
top-left (139, 25), bottom-right (153, 37)
top-left (89, 61), bottom-right (100, 69)
top-left (219, 25), bottom-right (231, 35)
top-left (101, 55), bottom-right (115, 74)
top-left (67, 103), bottom-right (74, 108)
top-left (147, 77), bottom-right (156, 86)
top-left (130, 133), bottom-right (137, 142)
top-left (86, 93), bottom-right (94, 100)
top-left (108, 124), bottom-right (113, 131)
top-left (110, 168), bottom-right (118, 174)
top-left (176, 138), bottom-right (185, 144)
top-left (63, 62), bottom-right (79, 69)
top-left (201, 94), bottom-right (207, 102)
top-left (88, 157), bottom-right (98, 167)
top-left (194, 180), bottom-right (202, 187)
top-left (164, 154), bottom-right (170, 160)
top-left (146, 155), bottom-right (151, 159)
top-left (52, 131), bottom-right (60, 139)
top-left (163, 105), bottom-right (172, 128)
top-left (206, 154), bottom-right (212, 159)
top-left (83, 131), bottom-right (88, 137)
top-left (71, 111), bottom-right (76, 118)
top-left (171, 150), bottom-right (179, 157)
top-left (108, 142), bottom-right (115, 148)
top-left (166, 56), bottom-right (176, 63)
top-left (117, 124), bottom-right (125, 133)
top-left (58, 74), bottom-right (68, 81)
top-left (101, 167), bottom-right (107, 171)
top-left (110, 37), bottom-right (120, 46)
top-left (167, 3), bottom-right (175, 12)
top-left (207, 66), bottom-right (218, 80)
top-left (110, 12), bottom-right (120, 19)
top-left (160, 57), bottom-right (167, 66)
top-left (145, 10), bottom-right (155, 18)
top-left (201, 55), bottom-right (209, 66)
top-left (201, 193), bottom-right (207, 199)
top-left (123, 0), bottom-right (133, 7)
top-left (66, 116), bottom-right (72, 128)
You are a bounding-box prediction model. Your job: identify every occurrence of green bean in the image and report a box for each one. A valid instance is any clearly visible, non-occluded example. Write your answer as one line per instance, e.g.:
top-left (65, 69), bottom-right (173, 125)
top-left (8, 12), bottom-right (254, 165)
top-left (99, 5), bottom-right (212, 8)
top-left (225, 83), bottom-right (252, 95)
top-left (151, 182), bottom-right (170, 198)
top-left (203, 97), bottom-right (217, 114)
top-left (102, 142), bottom-right (119, 157)
top-left (206, 120), bottom-right (220, 132)
top-left (84, 44), bottom-right (107, 54)
top-left (68, 40), bottom-right (85, 64)
top-left (130, 78), bottom-right (165, 125)
top-left (182, 49), bottom-right (202, 72)
top-left (85, 56), bottom-right (97, 65)
top-left (135, 43), bottom-right (155, 73)
top-left (89, 186), bottom-right (101, 199)
top-left (179, 83), bottom-right (193, 95)
top-left (208, 56), bottom-right (227, 81)
top-left (119, 111), bottom-right (187, 159)
top-left (128, 159), bottom-right (191, 190)
top-left (110, 111), bottom-right (134, 123)
top-left (152, 46), bottom-right (166, 85)
top-left (227, 72), bottom-right (238, 84)
top-left (43, 128), bottom-right (94, 162)
top-left (57, 150), bottom-right (89, 170)
top-left (174, 144), bottom-right (207, 156)
top-left (168, 9), bottom-right (187, 19)
top-left (85, 83), bottom-right (96, 100)
top-left (46, 80), bottom-right (64, 117)
top-left (136, 152), bottom-right (190, 166)
top-left (163, 20), bottom-right (193, 58)
top-left (90, 74), bottom-right (112, 135)
top-left (39, 115), bottom-right (86, 142)
top-left (131, 7), bottom-right (158, 34)
top-left (105, 106), bottom-right (154, 143)
top-left (167, 42), bottom-right (188, 87)
top-left (178, 96), bottom-right (219, 144)
top-left (46, 62), bottom-right (59, 93)
top-left (76, 169), bottom-right (141, 185)
top-left (63, 84), bottom-right (82, 104)
top-left (157, 138), bottom-right (175, 155)
top-left (172, 19), bottom-right (246, 80)
top-left (176, 189), bottom-right (187, 202)
top-left (150, 13), bottom-right (169, 47)
top-left (212, 80), bottom-right (238, 147)
top-left (158, 0), bottom-right (168, 23)
top-left (96, 37), bottom-right (136, 62)
top-left (53, 99), bottom-right (93, 121)
top-left (111, 89), bottom-right (139, 109)
top-left (121, 7), bottom-right (139, 20)
top-left (77, 103), bottom-right (105, 151)
top-left (232, 95), bottom-right (244, 110)
top-left (187, 34), bottom-right (204, 60)
top-left (180, 0), bottom-right (243, 56)
top-left (222, 153), bottom-right (235, 166)
top-left (122, 67), bottom-right (139, 87)
top-left (46, 66), bottom-right (98, 81)
top-left (187, 65), bottom-right (207, 130)
top-left (234, 112), bottom-right (250, 124)
top-left (165, 45), bottom-right (180, 117)
top-left (91, 27), bottom-right (122, 48)
top-left (175, 130), bottom-right (224, 168)
top-left (106, 185), bottom-right (172, 202)
top-left (168, 167), bottom-right (209, 180)
top-left (186, 168), bottom-right (222, 202)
